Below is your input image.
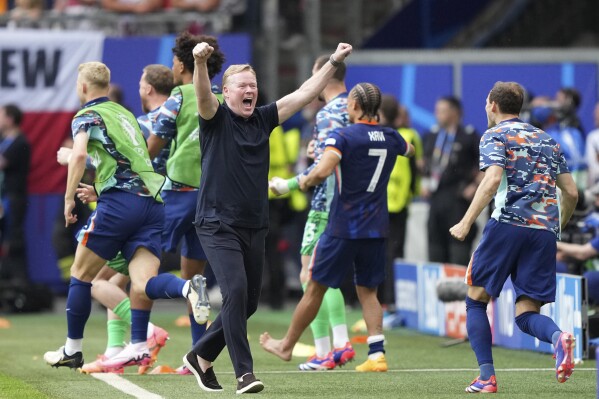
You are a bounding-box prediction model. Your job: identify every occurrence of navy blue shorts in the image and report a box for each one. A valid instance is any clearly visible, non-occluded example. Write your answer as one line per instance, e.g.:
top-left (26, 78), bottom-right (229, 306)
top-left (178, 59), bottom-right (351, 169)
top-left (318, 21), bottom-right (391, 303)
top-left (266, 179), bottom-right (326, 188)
top-left (76, 189), bottom-right (164, 262)
top-left (309, 232), bottom-right (386, 289)
top-left (466, 219), bottom-right (557, 303)
top-left (162, 190), bottom-right (206, 260)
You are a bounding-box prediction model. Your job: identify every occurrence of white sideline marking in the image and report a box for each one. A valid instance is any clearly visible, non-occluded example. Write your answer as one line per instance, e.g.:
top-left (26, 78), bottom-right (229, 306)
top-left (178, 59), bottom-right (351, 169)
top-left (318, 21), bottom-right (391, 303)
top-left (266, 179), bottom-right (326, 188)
top-left (91, 373), bottom-right (164, 399)
top-left (120, 367), bottom-right (596, 376)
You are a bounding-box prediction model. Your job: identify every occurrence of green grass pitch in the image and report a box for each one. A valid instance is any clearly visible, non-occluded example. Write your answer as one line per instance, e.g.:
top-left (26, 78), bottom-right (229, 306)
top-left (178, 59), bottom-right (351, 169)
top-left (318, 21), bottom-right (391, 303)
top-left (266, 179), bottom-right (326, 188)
top-left (0, 304), bottom-right (595, 398)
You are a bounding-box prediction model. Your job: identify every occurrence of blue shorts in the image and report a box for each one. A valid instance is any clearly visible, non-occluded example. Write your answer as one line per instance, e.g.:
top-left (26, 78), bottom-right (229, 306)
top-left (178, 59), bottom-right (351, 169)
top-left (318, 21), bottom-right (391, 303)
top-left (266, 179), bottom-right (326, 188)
top-left (309, 232), bottom-right (386, 289)
top-left (77, 189), bottom-right (164, 262)
top-left (162, 190), bottom-right (206, 260)
top-left (466, 219), bottom-right (557, 303)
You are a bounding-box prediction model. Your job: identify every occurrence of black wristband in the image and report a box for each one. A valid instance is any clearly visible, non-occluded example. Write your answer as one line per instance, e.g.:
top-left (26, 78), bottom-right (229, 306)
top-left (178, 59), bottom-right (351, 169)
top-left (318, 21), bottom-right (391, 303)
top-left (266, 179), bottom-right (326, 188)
top-left (329, 55), bottom-right (341, 67)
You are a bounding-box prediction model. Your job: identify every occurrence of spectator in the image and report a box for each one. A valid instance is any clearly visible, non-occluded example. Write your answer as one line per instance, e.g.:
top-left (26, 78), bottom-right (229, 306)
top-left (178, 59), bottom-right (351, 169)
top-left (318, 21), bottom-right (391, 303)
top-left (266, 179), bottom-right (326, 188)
top-left (170, 0), bottom-right (219, 12)
top-left (0, 104), bottom-right (31, 283)
top-left (422, 96), bottom-right (480, 266)
top-left (546, 88), bottom-right (586, 189)
top-left (557, 239), bottom-right (599, 305)
top-left (8, 0), bottom-right (44, 26)
top-left (101, 0), bottom-right (162, 14)
top-left (586, 102), bottom-right (599, 188)
top-left (53, 0), bottom-right (99, 15)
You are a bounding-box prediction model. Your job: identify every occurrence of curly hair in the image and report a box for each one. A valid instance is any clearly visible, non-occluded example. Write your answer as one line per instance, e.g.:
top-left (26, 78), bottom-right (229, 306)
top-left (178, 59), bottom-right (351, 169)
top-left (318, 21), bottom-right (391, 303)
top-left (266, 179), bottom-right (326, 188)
top-left (349, 82), bottom-right (382, 121)
top-left (172, 32), bottom-right (226, 80)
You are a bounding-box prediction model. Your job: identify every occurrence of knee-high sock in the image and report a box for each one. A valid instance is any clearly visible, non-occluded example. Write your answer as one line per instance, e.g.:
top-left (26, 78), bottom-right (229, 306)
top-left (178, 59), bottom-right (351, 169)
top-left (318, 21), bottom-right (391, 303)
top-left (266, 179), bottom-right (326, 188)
top-left (66, 277), bottom-right (92, 340)
top-left (131, 309), bottom-right (150, 344)
top-left (515, 311), bottom-right (561, 344)
top-left (107, 320), bottom-right (128, 349)
top-left (466, 297), bottom-right (495, 379)
top-left (324, 288), bottom-right (349, 348)
top-left (303, 283), bottom-right (331, 357)
top-left (189, 313), bottom-right (207, 346)
top-left (113, 298), bottom-right (131, 324)
top-left (145, 274), bottom-right (186, 299)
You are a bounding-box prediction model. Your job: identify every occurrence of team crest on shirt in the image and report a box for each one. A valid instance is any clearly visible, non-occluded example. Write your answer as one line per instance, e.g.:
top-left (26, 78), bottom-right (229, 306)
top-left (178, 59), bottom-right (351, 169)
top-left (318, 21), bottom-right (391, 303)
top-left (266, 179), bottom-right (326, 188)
top-left (117, 114), bottom-right (140, 146)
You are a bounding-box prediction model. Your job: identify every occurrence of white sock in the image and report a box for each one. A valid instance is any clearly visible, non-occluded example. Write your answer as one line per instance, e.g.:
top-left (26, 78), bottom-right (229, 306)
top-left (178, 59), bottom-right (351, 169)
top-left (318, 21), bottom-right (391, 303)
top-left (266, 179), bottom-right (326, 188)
top-left (314, 336), bottom-right (331, 358)
top-left (146, 322), bottom-right (155, 338)
top-left (182, 281), bottom-right (190, 298)
top-left (332, 324), bottom-right (350, 349)
top-left (366, 334), bottom-right (385, 360)
top-left (65, 338), bottom-right (82, 356)
top-left (104, 346), bottom-right (124, 358)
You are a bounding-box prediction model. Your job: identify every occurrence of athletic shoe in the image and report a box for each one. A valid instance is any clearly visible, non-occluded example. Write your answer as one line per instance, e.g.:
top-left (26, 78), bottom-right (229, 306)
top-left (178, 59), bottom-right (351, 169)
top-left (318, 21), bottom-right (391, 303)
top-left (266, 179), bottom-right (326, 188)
top-left (81, 354), bottom-right (124, 374)
top-left (332, 342), bottom-right (356, 366)
top-left (188, 275), bottom-right (210, 325)
top-left (182, 351), bottom-right (223, 392)
top-left (465, 375), bottom-right (497, 393)
top-left (99, 343), bottom-right (151, 371)
top-left (236, 373), bottom-right (264, 394)
top-left (298, 353), bottom-right (336, 371)
top-left (175, 365), bottom-right (193, 375)
top-left (138, 326), bottom-right (170, 374)
top-left (355, 355), bottom-right (388, 372)
top-left (44, 346), bottom-right (84, 369)
top-left (554, 331), bottom-right (575, 383)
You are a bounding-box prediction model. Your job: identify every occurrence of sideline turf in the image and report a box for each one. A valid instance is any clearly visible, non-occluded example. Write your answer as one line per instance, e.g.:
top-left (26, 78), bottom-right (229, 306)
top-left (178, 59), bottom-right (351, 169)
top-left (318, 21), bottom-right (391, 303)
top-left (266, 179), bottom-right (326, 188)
top-left (0, 306), bottom-right (595, 398)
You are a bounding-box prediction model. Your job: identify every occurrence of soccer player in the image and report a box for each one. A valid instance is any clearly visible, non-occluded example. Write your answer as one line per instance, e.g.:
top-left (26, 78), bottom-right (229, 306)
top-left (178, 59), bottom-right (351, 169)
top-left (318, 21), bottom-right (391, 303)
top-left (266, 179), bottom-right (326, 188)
top-left (269, 54), bottom-right (355, 371)
top-left (56, 65), bottom-right (175, 374)
top-left (449, 81), bottom-right (579, 393)
top-left (184, 41), bottom-right (353, 394)
top-left (137, 64), bottom-right (176, 140)
top-left (44, 61), bottom-right (203, 371)
top-left (143, 32), bottom-right (225, 374)
top-left (260, 82), bottom-right (415, 373)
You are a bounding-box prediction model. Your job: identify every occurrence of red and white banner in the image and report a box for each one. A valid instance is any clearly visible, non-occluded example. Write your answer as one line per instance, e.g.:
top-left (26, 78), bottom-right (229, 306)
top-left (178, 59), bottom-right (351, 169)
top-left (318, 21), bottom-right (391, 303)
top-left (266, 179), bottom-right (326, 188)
top-left (0, 29), bottom-right (104, 193)
top-left (0, 29), bottom-right (104, 111)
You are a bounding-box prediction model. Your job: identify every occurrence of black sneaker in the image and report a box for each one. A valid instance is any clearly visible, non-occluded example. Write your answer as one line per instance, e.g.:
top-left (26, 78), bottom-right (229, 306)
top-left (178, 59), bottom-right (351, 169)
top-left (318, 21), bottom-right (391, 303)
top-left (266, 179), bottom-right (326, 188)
top-left (182, 351), bottom-right (223, 392)
top-left (236, 373), bottom-right (264, 394)
top-left (43, 346), bottom-right (84, 369)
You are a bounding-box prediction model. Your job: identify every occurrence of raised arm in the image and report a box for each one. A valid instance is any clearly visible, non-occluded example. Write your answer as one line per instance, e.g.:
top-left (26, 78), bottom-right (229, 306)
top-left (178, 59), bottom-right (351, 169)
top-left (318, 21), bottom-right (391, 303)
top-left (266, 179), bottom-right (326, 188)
top-left (192, 42), bottom-right (220, 120)
top-left (276, 43), bottom-right (353, 124)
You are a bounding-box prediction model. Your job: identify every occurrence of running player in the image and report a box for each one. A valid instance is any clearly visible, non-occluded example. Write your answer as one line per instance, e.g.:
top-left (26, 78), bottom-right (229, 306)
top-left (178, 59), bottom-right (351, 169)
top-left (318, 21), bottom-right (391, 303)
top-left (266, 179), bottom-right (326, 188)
top-left (260, 82), bottom-right (415, 373)
top-left (44, 61), bottom-right (204, 370)
top-left (449, 81), bottom-right (578, 393)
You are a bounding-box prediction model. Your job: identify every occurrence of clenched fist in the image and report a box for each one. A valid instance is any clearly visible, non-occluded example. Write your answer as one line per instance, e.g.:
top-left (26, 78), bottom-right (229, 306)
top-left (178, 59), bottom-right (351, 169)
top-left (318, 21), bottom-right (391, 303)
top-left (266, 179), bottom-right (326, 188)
top-left (193, 42), bottom-right (214, 64)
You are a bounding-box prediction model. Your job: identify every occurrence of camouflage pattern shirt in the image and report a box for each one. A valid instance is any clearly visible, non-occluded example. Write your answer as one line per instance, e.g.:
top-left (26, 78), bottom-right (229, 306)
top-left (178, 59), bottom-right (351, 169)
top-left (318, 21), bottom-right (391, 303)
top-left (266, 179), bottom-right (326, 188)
top-left (480, 118), bottom-right (570, 237)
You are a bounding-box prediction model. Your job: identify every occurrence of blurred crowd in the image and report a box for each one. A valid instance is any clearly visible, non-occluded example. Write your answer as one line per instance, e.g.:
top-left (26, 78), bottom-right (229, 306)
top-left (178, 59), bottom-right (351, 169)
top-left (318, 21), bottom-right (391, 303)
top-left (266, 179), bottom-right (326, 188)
top-left (0, 0), bottom-right (247, 33)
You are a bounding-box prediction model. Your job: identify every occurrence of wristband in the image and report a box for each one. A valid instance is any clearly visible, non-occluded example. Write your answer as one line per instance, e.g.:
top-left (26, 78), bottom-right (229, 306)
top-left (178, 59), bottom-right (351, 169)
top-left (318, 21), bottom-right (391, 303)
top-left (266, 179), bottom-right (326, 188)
top-left (287, 177), bottom-right (300, 191)
top-left (329, 55), bottom-right (341, 68)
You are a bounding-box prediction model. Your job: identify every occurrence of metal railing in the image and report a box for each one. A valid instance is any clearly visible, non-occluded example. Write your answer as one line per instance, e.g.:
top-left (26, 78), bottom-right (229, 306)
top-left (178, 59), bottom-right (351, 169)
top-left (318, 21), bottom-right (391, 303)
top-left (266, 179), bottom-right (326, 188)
top-left (0, 8), bottom-right (232, 36)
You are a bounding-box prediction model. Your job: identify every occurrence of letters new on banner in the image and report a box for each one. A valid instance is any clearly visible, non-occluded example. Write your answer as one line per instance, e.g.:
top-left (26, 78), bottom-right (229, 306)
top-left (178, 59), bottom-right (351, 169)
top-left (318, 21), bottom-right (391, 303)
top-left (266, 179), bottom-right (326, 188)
top-left (0, 29), bottom-right (104, 111)
top-left (394, 261), bottom-right (587, 360)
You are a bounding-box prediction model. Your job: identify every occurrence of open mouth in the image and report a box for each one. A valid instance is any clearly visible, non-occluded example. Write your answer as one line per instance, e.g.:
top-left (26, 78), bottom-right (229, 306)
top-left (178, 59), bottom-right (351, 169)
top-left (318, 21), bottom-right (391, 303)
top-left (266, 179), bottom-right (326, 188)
top-left (242, 98), bottom-right (253, 107)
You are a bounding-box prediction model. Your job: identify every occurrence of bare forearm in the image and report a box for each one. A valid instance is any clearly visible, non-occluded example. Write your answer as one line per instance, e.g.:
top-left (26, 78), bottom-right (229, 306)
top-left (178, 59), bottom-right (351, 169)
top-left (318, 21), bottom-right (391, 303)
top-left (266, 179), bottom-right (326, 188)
top-left (193, 61), bottom-right (218, 116)
top-left (560, 193), bottom-right (577, 231)
top-left (65, 155), bottom-right (87, 200)
top-left (460, 178), bottom-right (497, 227)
